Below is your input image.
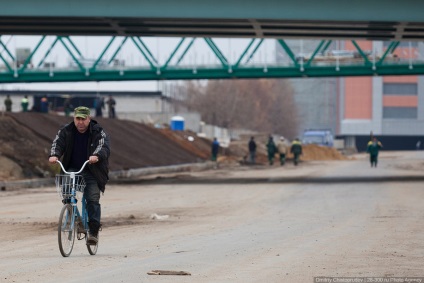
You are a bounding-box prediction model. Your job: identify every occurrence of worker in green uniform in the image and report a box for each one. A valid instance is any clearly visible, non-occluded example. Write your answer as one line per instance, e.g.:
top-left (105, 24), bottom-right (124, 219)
top-left (4, 95), bottom-right (12, 112)
top-left (21, 95), bottom-right (29, 112)
top-left (266, 135), bottom-right (277, 165)
top-left (290, 138), bottom-right (303, 166)
top-left (367, 137), bottom-right (383, 167)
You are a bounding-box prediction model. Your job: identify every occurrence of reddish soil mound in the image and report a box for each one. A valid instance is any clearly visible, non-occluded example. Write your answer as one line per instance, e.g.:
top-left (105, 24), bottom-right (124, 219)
top-left (300, 144), bottom-right (348, 161)
top-left (0, 115), bottom-right (51, 178)
top-left (157, 128), bottom-right (212, 160)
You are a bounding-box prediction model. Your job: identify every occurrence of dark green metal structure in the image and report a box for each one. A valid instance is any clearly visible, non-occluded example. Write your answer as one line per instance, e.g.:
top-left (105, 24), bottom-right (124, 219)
top-left (0, 35), bottom-right (423, 83)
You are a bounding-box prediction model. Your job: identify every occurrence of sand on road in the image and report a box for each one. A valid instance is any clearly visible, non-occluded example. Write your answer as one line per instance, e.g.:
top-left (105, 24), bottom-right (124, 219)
top-left (1, 151), bottom-right (424, 282)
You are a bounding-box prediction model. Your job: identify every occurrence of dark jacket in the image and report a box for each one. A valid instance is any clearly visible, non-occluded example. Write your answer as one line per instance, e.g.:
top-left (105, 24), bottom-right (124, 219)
top-left (50, 119), bottom-right (110, 192)
top-left (290, 140), bottom-right (302, 155)
top-left (266, 138), bottom-right (277, 155)
top-left (366, 140), bottom-right (382, 156)
top-left (248, 140), bottom-right (257, 152)
top-left (212, 140), bottom-right (220, 155)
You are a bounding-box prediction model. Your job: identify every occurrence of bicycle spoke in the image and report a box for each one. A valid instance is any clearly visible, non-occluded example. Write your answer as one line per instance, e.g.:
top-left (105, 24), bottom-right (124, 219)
top-left (58, 204), bottom-right (75, 257)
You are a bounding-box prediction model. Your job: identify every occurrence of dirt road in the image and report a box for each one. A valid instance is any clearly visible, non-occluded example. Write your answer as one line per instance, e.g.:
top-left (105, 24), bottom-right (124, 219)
top-left (1, 151), bottom-right (424, 282)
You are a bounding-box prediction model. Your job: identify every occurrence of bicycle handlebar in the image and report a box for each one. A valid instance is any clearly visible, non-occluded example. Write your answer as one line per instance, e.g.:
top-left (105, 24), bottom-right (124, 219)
top-left (56, 160), bottom-right (89, 175)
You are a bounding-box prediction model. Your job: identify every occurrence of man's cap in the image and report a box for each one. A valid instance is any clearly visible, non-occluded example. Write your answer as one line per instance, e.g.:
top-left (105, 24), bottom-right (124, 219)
top-left (280, 136), bottom-right (285, 140)
top-left (74, 106), bottom-right (91, 119)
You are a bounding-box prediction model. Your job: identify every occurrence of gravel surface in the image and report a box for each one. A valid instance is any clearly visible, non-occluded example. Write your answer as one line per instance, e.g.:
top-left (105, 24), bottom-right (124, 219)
top-left (1, 151), bottom-right (424, 282)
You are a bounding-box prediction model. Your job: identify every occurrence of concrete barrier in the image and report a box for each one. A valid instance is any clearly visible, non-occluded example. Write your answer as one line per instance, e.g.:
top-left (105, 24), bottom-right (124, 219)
top-left (109, 162), bottom-right (216, 180)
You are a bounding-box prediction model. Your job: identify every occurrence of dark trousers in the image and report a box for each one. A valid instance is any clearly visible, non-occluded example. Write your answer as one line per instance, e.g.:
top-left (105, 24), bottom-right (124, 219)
top-left (82, 170), bottom-right (101, 232)
top-left (279, 153), bottom-right (286, 165)
top-left (293, 153), bottom-right (300, 165)
top-left (249, 151), bottom-right (256, 164)
top-left (370, 154), bottom-right (378, 167)
top-left (109, 107), bottom-right (116, 118)
top-left (211, 152), bottom-right (218, 161)
top-left (268, 153), bottom-right (274, 165)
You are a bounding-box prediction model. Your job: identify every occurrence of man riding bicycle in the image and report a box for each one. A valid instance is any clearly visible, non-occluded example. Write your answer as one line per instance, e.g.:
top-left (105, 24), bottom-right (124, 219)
top-left (49, 106), bottom-right (110, 244)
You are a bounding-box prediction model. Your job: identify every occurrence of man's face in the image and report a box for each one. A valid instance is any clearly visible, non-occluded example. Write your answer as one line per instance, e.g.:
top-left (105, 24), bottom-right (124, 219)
top-left (74, 116), bottom-right (90, 133)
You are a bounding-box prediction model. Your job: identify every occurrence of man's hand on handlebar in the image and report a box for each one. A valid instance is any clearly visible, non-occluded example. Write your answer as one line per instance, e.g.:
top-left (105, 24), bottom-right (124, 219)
top-left (89, 155), bottom-right (99, 164)
top-left (49, 156), bottom-right (58, 163)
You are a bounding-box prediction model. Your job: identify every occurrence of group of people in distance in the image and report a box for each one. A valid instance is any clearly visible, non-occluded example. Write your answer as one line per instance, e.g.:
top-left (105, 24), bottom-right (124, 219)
top-left (3, 95), bottom-right (31, 112)
top-left (210, 135), bottom-right (303, 166)
top-left (94, 95), bottom-right (116, 118)
top-left (3, 95), bottom-right (116, 118)
top-left (210, 134), bottom-right (384, 168)
top-left (262, 135), bottom-right (302, 166)
top-left (247, 135), bottom-right (302, 166)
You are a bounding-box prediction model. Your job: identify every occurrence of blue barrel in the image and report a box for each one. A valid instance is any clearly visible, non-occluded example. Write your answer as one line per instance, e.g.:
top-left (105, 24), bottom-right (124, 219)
top-left (170, 116), bottom-right (185, 131)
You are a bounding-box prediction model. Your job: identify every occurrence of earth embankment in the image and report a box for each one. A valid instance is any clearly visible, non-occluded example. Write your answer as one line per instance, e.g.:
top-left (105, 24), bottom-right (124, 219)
top-left (0, 113), bottom-right (210, 179)
top-left (0, 112), bottom-right (348, 181)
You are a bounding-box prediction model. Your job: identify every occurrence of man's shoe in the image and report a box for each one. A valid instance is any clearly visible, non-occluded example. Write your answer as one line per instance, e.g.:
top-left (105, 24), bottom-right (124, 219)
top-left (87, 232), bottom-right (98, 245)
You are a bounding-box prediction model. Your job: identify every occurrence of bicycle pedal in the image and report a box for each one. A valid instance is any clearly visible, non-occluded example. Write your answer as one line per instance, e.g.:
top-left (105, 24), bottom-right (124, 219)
top-left (76, 222), bottom-right (85, 234)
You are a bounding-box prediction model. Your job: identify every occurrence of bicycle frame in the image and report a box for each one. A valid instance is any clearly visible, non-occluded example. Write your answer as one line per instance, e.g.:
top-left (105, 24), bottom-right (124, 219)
top-left (56, 160), bottom-right (98, 256)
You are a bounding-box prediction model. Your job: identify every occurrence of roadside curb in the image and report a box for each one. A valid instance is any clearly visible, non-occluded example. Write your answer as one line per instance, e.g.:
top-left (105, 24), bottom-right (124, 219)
top-left (0, 162), bottom-right (217, 191)
top-left (109, 162), bottom-right (217, 181)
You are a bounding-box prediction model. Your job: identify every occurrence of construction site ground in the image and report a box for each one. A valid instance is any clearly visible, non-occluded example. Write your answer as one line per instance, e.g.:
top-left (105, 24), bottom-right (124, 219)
top-left (0, 112), bottom-right (347, 183)
top-left (1, 150), bottom-right (424, 282)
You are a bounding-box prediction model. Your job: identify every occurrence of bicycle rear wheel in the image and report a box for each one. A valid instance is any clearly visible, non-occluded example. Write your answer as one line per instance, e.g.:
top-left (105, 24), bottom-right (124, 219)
top-left (58, 204), bottom-right (76, 257)
top-left (86, 234), bottom-right (99, 255)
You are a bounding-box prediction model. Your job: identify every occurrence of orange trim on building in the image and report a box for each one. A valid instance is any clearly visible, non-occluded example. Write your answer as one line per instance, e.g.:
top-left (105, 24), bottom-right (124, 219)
top-left (345, 41), bottom-right (373, 51)
top-left (384, 76), bottom-right (417, 83)
top-left (383, 96), bottom-right (417, 107)
top-left (345, 77), bottom-right (372, 119)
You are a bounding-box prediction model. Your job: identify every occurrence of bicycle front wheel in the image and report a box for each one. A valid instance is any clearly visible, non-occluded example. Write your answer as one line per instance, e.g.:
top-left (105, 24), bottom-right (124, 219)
top-left (58, 204), bottom-right (76, 257)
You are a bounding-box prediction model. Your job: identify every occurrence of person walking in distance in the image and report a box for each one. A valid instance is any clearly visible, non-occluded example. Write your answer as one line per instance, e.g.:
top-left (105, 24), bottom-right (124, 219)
top-left (248, 136), bottom-right (257, 164)
top-left (266, 135), bottom-right (277, 165)
top-left (48, 106), bottom-right (110, 244)
top-left (106, 95), bottom-right (116, 118)
top-left (366, 137), bottom-right (383, 167)
top-left (21, 95), bottom-right (29, 112)
top-left (63, 97), bottom-right (73, 117)
top-left (94, 95), bottom-right (105, 118)
top-left (277, 136), bottom-right (289, 166)
top-left (4, 95), bottom-right (12, 112)
top-left (290, 138), bottom-right (302, 166)
top-left (40, 96), bottom-right (48, 113)
top-left (211, 137), bottom-right (220, 161)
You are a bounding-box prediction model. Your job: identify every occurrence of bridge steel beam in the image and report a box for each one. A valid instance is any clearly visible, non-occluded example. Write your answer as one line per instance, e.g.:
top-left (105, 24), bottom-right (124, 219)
top-left (0, 0), bottom-right (422, 22)
top-left (0, 1), bottom-right (423, 41)
top-left (2, 64), bottom-right (424, 83)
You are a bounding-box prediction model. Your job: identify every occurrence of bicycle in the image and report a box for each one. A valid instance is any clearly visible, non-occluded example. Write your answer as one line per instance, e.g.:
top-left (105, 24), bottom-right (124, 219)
top-left (55, 160), bottom-right (99, 257)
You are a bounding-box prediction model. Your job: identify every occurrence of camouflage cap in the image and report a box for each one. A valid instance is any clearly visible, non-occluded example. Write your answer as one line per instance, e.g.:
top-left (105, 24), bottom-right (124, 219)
top-left (74, 106), bottom-right (91, 119)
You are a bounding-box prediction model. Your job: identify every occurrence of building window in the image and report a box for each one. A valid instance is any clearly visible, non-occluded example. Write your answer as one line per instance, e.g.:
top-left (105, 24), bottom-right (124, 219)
top-left (383, 107), bottom-right (417, 119)
top-left (383, 83), bottom-right (417, 95)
